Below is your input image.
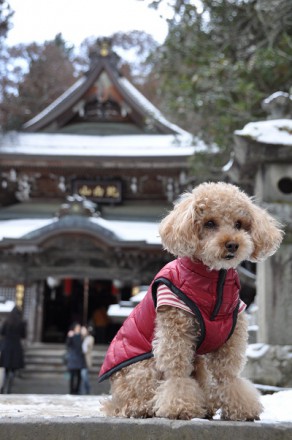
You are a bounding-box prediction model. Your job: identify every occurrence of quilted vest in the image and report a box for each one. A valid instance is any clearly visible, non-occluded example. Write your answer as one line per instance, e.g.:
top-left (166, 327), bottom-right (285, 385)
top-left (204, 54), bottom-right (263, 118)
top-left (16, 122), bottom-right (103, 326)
top-left (98, 257), bottom-right (241, 382)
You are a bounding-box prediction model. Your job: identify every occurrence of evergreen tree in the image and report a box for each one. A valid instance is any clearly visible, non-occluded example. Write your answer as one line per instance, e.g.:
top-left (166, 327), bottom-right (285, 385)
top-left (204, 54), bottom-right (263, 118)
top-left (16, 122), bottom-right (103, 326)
top-left (0, 0), bottom-right (14, 131)
top-left (149, 0), bottom-right (292, 173)
top-left (0, 0), bottom-right (13, 41)
top-left (0, 34), bottom-right (76, 131)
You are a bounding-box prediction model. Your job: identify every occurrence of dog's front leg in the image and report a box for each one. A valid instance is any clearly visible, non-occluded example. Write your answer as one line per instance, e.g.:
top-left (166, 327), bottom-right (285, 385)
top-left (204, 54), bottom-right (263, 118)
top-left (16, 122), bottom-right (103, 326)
top-left (152, 305), bottom-right (207, 419)
top-left (206, 313), bottom-right (263, 421)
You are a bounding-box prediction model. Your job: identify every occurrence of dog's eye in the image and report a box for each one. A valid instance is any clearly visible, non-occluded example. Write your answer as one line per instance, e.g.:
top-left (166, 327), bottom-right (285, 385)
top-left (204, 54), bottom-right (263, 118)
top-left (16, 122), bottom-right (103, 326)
top-left (204, 220), bottom-right (216, 229)
top-left (235, 221), bottom-right (242, 230)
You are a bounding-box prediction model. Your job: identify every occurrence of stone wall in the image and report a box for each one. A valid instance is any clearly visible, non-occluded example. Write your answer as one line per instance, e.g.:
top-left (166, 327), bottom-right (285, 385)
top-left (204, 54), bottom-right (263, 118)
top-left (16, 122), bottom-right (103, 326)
top-left (244, 344), bottom-right (292, 387)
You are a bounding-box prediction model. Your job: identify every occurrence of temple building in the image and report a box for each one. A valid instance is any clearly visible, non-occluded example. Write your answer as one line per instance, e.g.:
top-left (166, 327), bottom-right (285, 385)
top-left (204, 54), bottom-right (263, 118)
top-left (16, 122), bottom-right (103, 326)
top-left (0, 39), bottom-right (208, 343)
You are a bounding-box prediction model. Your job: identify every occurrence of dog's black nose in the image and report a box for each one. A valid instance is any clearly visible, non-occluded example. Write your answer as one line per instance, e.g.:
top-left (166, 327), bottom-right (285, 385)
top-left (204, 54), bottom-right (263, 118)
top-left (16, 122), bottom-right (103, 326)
top-left (225, 241), bottom-right (239, 253)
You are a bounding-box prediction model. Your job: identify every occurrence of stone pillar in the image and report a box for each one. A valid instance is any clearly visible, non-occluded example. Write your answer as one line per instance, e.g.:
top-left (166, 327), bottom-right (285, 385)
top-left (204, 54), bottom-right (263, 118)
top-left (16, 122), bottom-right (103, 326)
top-left (257, 244), bottom-right (292, 345)
top-left (253, 161), bottom-right (292, 345)
top-left (228, 115), bottom-right (292, 386)
top-left (230, 122), bottom-right (292, 343)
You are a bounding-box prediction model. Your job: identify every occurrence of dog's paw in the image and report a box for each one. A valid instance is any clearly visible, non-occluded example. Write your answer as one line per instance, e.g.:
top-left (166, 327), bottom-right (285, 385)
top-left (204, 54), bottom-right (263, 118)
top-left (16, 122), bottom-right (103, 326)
top-left (153, 377), bottom-right (207, 420)
top-left (220, 397), bottom-right (263, 422)
top-left (219, 377), bottom-right (263, 422)
top-left (156, 406), bottom-right (204, 420)
top-left (221, 410), bottom-right (261, 422)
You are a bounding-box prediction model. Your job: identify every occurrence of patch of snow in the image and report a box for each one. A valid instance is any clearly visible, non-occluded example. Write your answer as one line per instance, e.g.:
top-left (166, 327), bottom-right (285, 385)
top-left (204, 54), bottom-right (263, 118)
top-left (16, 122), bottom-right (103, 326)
top-left (131, 290), bottom-right (147, 304)
top-left (0, 391), bottom-right (292, 422)
top-left (207, 390), bottom-right (292, 423)
top-left (235, 119), bottom-right (292, 145)
top-left (0, 389), bottom-right (292, 423)
top-left (107, 304), bottom-right (133, 323)
top-left (0, 394), bottom-right (106, 419)
top-left (222, 156), bottom-right (234, 172)
top-left (248, 325), bottom-right (259, 332)
top-left (260, 390), bottom-right (292, 423)
top-left (246, 343), bottom-right (270, 359)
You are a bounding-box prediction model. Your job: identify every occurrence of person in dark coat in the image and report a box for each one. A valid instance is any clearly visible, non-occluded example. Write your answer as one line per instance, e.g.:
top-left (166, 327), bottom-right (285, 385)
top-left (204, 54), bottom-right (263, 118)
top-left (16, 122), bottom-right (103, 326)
top-left (66, 322), bottom-right (86, 395)
top-left (0, 306), bottom-right (26, 394)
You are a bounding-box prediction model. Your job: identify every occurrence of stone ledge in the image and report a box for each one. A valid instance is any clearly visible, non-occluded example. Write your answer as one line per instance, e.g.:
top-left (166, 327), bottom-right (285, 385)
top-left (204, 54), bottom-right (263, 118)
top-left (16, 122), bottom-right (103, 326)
top-left (1, 416), bottom-right (292, 440)
top-left (0, 395), bottom-right (291, 440)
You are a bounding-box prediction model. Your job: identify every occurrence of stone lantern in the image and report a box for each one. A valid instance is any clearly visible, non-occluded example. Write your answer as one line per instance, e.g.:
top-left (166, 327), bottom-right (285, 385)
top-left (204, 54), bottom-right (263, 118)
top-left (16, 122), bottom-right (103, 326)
top-left (227, 92), bottom-right (292, 386)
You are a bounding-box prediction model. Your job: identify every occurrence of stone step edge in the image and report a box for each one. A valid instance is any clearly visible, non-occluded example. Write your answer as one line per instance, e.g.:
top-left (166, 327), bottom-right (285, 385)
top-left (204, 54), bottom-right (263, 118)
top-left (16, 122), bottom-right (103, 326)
top-left (0, 416), bottom-right (291, 440)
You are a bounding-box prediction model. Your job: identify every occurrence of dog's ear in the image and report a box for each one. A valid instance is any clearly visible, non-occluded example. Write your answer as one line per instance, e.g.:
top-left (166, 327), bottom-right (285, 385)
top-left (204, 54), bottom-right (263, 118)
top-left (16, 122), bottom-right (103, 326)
top-left (249, 204), bottom-right (284, 261)
top-left (159, 192), bottom-right (200, 257)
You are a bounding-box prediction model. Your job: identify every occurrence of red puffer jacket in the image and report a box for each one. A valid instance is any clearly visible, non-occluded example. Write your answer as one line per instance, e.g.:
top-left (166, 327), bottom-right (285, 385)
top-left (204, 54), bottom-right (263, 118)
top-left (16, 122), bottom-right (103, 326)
top-left (98, 257), bottom-right (241, 382)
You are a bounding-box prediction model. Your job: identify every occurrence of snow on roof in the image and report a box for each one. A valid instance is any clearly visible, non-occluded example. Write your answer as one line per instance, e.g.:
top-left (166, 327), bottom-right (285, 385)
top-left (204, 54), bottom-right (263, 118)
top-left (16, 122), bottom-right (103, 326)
top-left (119, 77), bottom-right (189, 136)
top-left (0, 131), bottom-right (205, 157)
top-left (262, 91), bottom-right (291, 105)
top-left (22, 77), bottom-right (86, 129)
top-left (0, 219), bottom-right (56, 240)
top-left (0, 217), bottom-right (161, 245)
top-left (235, 119), bottom-right (292, 146)
top-left (91, 217), bottom-right (160, 244)
top-left (0, 300), bottom-right (15, 313)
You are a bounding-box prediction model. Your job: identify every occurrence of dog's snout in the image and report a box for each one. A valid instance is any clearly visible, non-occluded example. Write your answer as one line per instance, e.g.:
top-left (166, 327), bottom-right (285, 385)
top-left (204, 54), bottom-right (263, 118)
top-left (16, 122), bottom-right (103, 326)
top-left (225, 241), bottom-right (239, 253)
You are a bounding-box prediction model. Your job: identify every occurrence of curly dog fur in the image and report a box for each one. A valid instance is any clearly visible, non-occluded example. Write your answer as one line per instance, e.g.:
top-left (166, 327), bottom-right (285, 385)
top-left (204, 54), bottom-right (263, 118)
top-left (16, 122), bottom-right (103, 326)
top-left (101, 182), bottom-right (283, 420)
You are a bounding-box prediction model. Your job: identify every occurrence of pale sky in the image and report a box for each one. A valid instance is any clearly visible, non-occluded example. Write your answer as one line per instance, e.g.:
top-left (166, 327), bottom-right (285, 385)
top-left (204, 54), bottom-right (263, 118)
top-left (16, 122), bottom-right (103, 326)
top-left (6, 0), bottom-right (169, 48)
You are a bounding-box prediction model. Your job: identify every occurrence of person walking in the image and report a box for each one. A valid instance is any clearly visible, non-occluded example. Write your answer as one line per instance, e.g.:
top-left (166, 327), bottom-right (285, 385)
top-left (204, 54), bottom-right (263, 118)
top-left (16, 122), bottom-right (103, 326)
top-left (0, 306), bottom-right (26, 394)
top-left (66, 322), bottom-right (86, 395)
top-left (81, 326), bottom-right (95, 395)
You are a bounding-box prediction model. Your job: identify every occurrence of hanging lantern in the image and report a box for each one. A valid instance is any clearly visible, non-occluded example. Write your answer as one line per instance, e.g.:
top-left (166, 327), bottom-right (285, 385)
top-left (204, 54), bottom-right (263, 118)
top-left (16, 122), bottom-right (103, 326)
top-left (64, 279), bottom-right (72, 297)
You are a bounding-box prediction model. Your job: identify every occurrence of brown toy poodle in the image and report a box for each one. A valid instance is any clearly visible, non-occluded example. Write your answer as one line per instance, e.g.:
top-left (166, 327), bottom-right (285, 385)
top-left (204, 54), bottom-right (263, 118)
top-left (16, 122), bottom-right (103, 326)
top-left (98, 182), bottom-right (283, 421)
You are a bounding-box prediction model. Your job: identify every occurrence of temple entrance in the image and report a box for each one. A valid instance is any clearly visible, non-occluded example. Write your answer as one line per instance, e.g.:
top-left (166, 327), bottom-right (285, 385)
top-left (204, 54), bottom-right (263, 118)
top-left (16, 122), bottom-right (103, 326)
top-left (42, 278), bottom-right (121, 343)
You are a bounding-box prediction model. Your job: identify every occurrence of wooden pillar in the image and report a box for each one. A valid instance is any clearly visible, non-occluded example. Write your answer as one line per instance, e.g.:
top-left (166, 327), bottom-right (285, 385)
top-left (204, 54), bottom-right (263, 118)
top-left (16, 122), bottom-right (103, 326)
top-left (83, 278), bottom-right (89, 325)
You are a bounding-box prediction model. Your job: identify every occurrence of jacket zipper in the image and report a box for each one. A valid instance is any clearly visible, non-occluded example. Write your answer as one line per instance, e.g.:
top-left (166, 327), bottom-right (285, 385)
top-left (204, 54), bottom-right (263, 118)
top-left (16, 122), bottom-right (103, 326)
top-left (210, 269), bottom-right (227, 320)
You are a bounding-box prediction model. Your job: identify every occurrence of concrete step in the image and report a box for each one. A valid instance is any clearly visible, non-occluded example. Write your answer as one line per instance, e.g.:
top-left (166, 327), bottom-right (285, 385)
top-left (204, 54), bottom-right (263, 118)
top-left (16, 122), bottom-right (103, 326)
top-left (8, 372), bottom-right (110, 395)
top-left (22, 343), bottom-right (107, 378)
top-left (22, 365), bottom-right (101, 377)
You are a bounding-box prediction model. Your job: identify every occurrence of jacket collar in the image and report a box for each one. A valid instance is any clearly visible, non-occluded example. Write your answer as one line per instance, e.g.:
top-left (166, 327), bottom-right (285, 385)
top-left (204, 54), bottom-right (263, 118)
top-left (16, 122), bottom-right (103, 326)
top-left (179, 256), bottom-right (229, 279)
